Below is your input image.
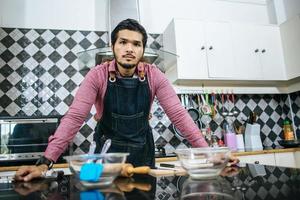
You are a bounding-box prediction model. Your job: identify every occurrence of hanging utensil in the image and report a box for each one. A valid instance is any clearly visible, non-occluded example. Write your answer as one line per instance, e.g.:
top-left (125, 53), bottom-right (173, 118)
top-left (231, 92), bottom-right (239, 116)
top-left (221, 93), bottom-right (228, 116)
top-left (180, 94), bottom-right (185, 108)
top-left (186, 94), bottom-right (200, 122)
top-left (227, 93), bottom-right (234, 116)
top-left (200, 94), bottom-right (211, 115)
top-left (210, 92), bottom-right (216, 118)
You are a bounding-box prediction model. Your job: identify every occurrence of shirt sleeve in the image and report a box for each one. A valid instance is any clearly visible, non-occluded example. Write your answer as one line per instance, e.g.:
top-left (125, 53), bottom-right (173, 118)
top-left (152, 67), bottom-right (208, 147)
top-left (45, 67), bottom-right (101, 162)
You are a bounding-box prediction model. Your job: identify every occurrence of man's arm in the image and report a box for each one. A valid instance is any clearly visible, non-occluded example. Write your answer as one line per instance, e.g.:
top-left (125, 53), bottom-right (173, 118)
top-left (152, 67), bottom-right (208, 147)
top-left (14, 67), bottom-right (103, 182)
top-left (44, 67), bottom-right (102, 162)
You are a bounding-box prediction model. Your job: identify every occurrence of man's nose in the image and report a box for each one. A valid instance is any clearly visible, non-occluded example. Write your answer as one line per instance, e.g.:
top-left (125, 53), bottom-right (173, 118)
top-left (125, 43), bottom-right (134, 52)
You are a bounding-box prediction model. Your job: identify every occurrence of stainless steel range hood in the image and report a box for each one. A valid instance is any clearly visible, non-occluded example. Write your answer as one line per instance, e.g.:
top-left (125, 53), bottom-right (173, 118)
top-left (77, 0), bottom-right (177, 71)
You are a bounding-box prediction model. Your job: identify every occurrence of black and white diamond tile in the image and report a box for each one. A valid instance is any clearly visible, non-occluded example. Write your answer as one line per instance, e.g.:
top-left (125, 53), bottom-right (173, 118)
top-left (152, 93), bottom-right (298, 150)
top-left (0, 27), bottom-right (109, 153)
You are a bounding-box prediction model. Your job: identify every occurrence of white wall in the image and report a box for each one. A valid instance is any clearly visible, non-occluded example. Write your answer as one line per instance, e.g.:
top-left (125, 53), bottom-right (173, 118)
top-left (271, 0), bottom-right (300, 24)
top-left (0, 0), bottom-right (270, 32)
top-left (140, 0), bottom-right (270, 33)
top-left (266, 0), bottom-right (278, 24)
top-left (0, 0), bottom-right (108, 31)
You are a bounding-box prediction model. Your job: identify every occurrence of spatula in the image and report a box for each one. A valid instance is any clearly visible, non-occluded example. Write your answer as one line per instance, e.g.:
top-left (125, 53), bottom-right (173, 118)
top-left (80, 139), bottom-right (111, 182)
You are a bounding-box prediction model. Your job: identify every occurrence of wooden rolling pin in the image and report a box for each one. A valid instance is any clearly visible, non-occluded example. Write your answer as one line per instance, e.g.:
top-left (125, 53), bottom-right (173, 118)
top-left (120, 164), bottom-right (150, 177)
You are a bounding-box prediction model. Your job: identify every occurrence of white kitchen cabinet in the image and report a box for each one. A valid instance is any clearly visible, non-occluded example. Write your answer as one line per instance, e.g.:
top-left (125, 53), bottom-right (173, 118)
top-left (163, 19), bottom-right (286, 82)
top-left (238, 153), bottom-right (276, 166)
top-left (238, 151), bottom-right (300, 168)
top-left (231, 23), bottom-right (286, 80)
top-left (280, 15), bottom-right (300, 80)
top-left (163, 19), bottom-right (234, 82)
top-left (231, 24), bottom-right (262, 79)
top-left (205, 21), bottom-right (235, 78)
top-left (163, 19), bottom-right (208, 82)
top-left (294, 151), bottom-right (300, 168)
top-left (274, 152), bottom-right (296, 168)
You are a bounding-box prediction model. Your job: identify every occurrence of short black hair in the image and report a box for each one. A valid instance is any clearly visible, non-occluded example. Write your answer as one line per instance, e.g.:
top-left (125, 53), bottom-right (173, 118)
top-left (111, 18), bottom-right (148, 49)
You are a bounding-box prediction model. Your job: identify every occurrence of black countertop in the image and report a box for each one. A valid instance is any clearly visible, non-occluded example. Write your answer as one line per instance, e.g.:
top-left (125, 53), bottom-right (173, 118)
top-left (1, 163), bottom-right (300, 200)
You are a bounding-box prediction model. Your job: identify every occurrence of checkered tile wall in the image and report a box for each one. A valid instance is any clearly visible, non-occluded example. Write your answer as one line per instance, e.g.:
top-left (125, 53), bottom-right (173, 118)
top-left (0, 27), bottom-right (299, 155)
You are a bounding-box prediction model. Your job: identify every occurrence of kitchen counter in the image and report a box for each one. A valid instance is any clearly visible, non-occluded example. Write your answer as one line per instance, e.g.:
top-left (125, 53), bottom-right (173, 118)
top-left (1, 163), bottom-right (300, 199)
top-left (1, 147), bottom-right (300, 172)
top-left (233, 147), bottom-right (300, 156)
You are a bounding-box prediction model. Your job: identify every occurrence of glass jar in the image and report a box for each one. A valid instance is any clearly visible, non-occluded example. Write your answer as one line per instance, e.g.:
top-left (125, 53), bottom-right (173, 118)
top-left (283, 120), bottom-right (294, 140)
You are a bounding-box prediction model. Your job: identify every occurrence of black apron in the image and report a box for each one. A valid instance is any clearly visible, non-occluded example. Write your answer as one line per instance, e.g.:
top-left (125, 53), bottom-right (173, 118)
top-left (94, 71), bottom-right (155, 167)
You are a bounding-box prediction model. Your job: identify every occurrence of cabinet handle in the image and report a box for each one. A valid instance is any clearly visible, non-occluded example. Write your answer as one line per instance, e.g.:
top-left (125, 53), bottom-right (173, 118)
top-left (201, 46), bottom-right (205, 50)
top-left (254, 49), bottom-right (259, 53)
top-left (254, 161), bottom-right (259, 164)
top-left (261, 49), bottom-right (266, 53)
top-left (209, 46), bottom-right (213, 50)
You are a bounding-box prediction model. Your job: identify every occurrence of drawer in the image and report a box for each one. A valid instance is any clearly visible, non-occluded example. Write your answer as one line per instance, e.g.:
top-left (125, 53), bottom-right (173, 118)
top-left (238, 153), bottom-right (276, 166)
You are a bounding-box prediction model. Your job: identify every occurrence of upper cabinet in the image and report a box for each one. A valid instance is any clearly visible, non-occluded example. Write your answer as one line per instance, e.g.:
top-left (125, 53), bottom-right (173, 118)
top-left (162, 20), bottom-right (208, 82)
top-left (205, 22), bottom-right (235, 79)
top-left (163, 19), bottom-right (287, 83)
top-left (280, 15), bottom-right (300, 80)
top-left (231, 23), bottom-right (286, 80)
top-left (163, 19), bottom-right (235, 82)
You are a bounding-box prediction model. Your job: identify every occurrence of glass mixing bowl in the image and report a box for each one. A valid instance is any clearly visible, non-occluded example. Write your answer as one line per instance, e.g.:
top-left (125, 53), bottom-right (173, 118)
top-left (175, 147), bottom-right (230, 179)
top-left (64, 153), bottom-right (128, 187)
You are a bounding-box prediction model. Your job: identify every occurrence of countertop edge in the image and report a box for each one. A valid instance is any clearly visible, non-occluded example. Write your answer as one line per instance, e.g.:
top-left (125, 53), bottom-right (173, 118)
top-left (2, 148), bottom-right (300, 172)
top-left (233, 147), bottom-right (300, 156)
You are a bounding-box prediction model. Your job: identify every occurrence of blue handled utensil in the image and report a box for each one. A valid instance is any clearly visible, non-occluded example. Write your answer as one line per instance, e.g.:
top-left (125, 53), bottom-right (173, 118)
top-left (79, 139), bottom-right (111, 182)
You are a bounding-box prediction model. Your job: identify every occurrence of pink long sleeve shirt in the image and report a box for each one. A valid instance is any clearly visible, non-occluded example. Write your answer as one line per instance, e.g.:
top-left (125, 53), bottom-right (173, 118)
top-left (45, 60), bottom-right (208, 162)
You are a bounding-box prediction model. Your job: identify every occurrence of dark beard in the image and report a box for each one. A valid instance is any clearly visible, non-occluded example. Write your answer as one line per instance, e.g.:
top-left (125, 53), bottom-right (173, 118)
top-left (116, 60), bottom-right (136, 69)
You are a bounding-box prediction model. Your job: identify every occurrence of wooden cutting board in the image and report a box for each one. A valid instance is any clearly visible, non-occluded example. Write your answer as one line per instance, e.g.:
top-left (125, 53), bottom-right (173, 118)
top-left (148, 168), bottom-right (187, 177)
top-left (148, 160), bottom-right (187, 177)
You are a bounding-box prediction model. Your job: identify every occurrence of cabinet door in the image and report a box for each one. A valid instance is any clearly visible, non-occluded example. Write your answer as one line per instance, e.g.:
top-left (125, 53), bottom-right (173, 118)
top-left (275, 152), bottom-right (296, 168)
top-left (280, 15), bottom-right (300, 80)
top-left (257, 25), bottom-right (286, 80)
top-left (205, 22), bottom-right (235, 78)
top-left (231, 24), bottom-right (262, 80)
top-left (175, 20), bottom-right (208, 79)
top-left (238, 154), bottom-right (275, 166)
top-left (295, 151), bottom-right (300, 168)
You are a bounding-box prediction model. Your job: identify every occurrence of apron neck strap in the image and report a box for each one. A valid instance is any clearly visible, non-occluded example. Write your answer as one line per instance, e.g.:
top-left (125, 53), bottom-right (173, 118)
top-left (108, 64), bottom-right (146, 82)
top-left (137, 65), bottom-right (145, 82)
top-left (109, 71), bottom-right (116, 82)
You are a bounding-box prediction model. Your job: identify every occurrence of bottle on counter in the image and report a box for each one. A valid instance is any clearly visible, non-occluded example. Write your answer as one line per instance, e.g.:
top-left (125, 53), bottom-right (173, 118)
top-left (283, 119), bottom-right (294, 140)
top-left (211, 134), bottom-right (219, 147)
top-left (224, 124), bottom-right (237, 151)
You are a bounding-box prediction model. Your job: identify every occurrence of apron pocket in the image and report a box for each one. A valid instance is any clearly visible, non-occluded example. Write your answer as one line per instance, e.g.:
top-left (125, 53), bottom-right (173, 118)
top-left (111, 112), bottom-right (145, 138)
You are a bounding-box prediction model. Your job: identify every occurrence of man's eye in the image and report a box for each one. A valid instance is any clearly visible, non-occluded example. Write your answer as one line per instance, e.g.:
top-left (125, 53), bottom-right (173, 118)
top-left (134, 43), bottom-right (141, 47)
top-left (120, 41), bottom-right (126, 44)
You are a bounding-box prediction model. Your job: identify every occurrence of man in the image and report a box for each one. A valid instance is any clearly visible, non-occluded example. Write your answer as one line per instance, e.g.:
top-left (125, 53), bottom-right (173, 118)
top-left (15, 19), bottom-right (238, 182)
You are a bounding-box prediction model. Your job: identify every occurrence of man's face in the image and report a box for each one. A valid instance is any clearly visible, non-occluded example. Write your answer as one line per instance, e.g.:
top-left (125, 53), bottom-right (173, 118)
top-left (112, 29), bottom-right (144, 69)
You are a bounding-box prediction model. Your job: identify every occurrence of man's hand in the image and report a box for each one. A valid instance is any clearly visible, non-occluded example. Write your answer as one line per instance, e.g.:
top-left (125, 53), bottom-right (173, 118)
top-left (14, 165), bottom-right (48, 182)
top-left (227, 155), bottom-right (239, 166)
top-left (220, 166), bottom-right (240, 177)
top-left (13, 180), bottom-right (49, 195)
